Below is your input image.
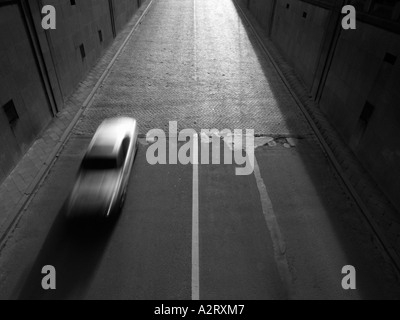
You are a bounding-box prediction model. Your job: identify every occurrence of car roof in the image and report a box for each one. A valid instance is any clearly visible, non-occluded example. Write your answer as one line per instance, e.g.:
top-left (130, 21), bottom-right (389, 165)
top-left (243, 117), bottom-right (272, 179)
top-left (87, 117), bottom-right (136, 158)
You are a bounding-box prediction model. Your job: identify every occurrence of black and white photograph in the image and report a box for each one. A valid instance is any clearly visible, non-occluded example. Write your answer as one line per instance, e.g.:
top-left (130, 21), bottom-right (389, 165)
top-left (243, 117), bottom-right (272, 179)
top-left (0, 0), bottom-right (400, 304)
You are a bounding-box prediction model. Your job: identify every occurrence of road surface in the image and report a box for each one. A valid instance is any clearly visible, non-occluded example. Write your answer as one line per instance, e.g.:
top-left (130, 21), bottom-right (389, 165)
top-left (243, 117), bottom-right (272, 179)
top-left (0, 0), bottom-right (399, 300)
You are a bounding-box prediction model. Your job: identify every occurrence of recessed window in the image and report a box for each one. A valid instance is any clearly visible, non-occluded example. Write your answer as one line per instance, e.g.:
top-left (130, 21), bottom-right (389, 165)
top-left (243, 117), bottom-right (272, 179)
top-left (98, 30), bottom-right (103, 43)
top-left (384, 52), bottom-right (397, 65)
top-left (360, 101), bottom-right (374, 125)
top-left (302, 12), bottom-right (308, 18)
top-left (70, 0), bottom-right (76, 6)
top-left (286, 4), bottom-right (290, 9)
top-left (79, 43), bottom-right (86, 60)
top-left (3, 100), bottom-right (19, 125)
top-left (351, 100), bottom-right (375, 146)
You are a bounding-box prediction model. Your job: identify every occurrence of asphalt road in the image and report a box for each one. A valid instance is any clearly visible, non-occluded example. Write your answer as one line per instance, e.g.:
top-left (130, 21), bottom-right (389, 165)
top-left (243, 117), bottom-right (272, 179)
top-left (0, 0), bottom-right (400, 300)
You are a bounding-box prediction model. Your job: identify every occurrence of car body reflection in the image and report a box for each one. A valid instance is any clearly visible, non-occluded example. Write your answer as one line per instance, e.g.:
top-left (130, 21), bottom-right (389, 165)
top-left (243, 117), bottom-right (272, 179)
top-left (66, 117), bottom-right (138, 220)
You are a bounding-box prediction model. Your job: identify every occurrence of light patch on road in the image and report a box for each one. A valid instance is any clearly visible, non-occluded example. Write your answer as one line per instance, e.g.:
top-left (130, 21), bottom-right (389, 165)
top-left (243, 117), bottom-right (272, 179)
top-left (254, 137), bottom-right (274, 148)
top-left (193, 0), bottom-right (198, 82)
top-left (253, 155), bottom-right (294, 298)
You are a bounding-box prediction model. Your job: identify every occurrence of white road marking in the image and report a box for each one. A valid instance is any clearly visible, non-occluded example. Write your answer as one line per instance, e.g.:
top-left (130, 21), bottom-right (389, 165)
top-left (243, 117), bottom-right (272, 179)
top-left (192, 133), bottom-right (200, 300)
top-left (253, 155), bottom-right (293, 298)
top-left (192, 0), bottom-right (200, 300)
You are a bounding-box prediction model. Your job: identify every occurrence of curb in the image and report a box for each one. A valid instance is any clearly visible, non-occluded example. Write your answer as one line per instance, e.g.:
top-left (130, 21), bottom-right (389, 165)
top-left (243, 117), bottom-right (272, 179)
top-left (0, 0), bottom-right (155, 251)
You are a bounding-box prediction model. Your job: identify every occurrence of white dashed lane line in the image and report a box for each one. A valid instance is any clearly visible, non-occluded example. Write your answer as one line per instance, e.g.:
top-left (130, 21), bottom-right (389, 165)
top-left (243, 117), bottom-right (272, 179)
top-left (253, 155), bottom-right (294, 298)
top-left (192, 134), bottom-right (200, 300)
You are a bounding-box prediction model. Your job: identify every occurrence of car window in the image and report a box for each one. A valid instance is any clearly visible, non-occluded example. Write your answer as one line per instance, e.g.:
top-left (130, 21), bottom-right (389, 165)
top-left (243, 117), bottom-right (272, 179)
top-left (81, 137), bottom-right (130, 170)
top-left (121, 137), bottom-right (130, 161)
top-left (81, 156), bottom-right (119, 170)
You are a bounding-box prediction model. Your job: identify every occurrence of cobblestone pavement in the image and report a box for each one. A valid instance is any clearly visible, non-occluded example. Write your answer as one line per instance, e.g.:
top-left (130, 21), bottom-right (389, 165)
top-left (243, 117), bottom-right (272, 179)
top-left (74, 0), bottom-right (310, 136)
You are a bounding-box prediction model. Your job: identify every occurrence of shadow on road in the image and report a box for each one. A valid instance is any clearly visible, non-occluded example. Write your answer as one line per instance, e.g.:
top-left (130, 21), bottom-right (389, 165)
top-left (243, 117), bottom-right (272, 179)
top-left (15, 202), bottom-right (117, 300)
top-left (229, 0), bottom-right (400, 299)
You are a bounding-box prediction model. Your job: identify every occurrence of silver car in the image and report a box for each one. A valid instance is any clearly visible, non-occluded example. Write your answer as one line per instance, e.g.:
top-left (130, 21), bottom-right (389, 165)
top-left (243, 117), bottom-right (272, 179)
top-left (66, 117), bottom-right (139, 220)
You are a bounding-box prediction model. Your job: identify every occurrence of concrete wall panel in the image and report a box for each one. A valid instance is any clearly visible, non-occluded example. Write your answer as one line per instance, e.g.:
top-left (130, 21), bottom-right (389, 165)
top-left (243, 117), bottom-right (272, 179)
top-left (0, 3), bottom-right (53, 182)
top-left (321, 22), bottom-right (400, 210)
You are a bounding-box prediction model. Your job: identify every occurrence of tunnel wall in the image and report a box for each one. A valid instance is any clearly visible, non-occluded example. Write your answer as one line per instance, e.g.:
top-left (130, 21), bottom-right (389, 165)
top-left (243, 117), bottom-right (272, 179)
top-left (31, 0), bottom-right (142, 100)
top-left (112, 0), bottom-right (142, 33)
top-left (270, 0), bottom-right (332, 89)
top-left (0, 0), bottom-right (142, 184)
top-left (320, 21), bottom-right (400, 212)
top-left (240, 0), bottom-right (400, 212)
top-left (247, 0), bottom-right (276, 34)
top-left (0, 2), bottom-right (54, 182)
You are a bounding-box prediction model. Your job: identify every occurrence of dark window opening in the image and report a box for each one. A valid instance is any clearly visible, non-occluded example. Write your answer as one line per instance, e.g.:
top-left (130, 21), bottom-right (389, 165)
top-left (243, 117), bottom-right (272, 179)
top-left (303, 12), bottom-right (308, 18)
top-left (384, 52), bottom-right (397, 65)
top-left (98, 30), bottom-right (103, 43)
top-left (351, 101), bottom-right (376, 147)
top-left (3, 100), bottom-right (19, 125)
top-left (79, 44), bottom-right (86, 60)
top-left (360, 101), bottom-right (375, 124)
top-left (81, 156), bottom-right (119, 170)
top-left (121, 137), bottom-right (130, 161)
top-left (286, 3), bottom-right (290, 9)
top-left (70, 0), bottom-right (76, 6)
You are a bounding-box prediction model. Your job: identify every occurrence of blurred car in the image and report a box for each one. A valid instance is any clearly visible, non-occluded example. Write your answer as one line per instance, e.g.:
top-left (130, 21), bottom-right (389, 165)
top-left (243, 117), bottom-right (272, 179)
top-left (66, 117), bottom-right (139, 220)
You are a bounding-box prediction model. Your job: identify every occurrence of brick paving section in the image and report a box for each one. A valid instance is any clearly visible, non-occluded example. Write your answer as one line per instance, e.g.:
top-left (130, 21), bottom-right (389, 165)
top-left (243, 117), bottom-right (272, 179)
top-left (74, 0), bottom-right (311, 136)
